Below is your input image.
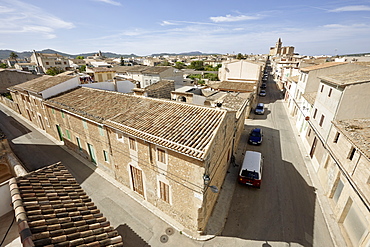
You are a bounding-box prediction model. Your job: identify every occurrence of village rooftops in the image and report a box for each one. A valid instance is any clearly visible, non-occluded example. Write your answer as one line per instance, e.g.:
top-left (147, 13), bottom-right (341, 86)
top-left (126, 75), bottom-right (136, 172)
top-left (9, 162), bottom-right (123, 247)
top-left (300, 62), bottom-right (347, 72)
top-left (45, 87), bottom-right (228, 160)
top-left (113, 65), bottom-right (173, 74)
top-left (9, 75), bottom-right (76, 95)
top-left (333, 119), bottom-right (370, 160)
top-left (319, 67), bottom-right (370, 86)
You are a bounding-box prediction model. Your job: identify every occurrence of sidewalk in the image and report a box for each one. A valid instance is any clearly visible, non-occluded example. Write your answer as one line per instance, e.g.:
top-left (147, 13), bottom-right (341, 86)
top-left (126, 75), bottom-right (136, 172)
top-left (280, 100), bottom-right (346, 247)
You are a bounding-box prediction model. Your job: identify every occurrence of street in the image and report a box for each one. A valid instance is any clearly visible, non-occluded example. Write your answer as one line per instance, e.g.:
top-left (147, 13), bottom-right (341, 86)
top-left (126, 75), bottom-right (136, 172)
top-left (221, 75), bottom-right (334, 246)
top-left (0, 75), bottom-right (335, 246)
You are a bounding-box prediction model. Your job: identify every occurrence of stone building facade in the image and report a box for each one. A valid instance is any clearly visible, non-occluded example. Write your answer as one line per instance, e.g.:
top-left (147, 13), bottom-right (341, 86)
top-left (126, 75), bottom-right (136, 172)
top-left (7, 77), bottom-right (243, 236)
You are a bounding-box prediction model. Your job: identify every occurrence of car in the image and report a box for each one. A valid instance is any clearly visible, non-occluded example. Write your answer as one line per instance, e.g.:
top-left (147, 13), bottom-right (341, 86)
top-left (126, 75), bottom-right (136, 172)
top-left (262, 77), bottom-right (268, 82)
top-left (248, 128), bottom-right (263, 145)
top-left (260, 83), bottom-right (267, 89)
top-left (259, 90), bottom-right (266, 97)
top-left (254, 103), bottom-right (265, 114)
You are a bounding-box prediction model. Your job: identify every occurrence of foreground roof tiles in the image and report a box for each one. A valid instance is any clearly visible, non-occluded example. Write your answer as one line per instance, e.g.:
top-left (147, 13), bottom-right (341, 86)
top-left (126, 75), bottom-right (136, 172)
top-left (10, 162), bottom-right (123, 247)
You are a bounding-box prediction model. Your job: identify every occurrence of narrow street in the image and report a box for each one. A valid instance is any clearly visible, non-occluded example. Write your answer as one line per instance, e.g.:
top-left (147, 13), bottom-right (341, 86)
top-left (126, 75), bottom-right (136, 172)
top-left (221, 75), bottom-right (334, 246)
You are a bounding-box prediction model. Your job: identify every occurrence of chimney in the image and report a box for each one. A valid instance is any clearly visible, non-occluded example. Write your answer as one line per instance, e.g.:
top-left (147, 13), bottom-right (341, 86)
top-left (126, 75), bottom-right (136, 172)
top-left (133, 88), bottom-right (146, 97)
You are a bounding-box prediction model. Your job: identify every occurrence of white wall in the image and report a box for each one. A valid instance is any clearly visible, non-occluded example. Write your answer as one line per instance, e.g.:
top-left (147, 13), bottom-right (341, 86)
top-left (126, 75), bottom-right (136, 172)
top-left (192, 94), bottom-right (206, 105)
top-left (219, 60), bottom-right (262, 81)
top-left (337, 82), bottom-right (370, 120)
top-left (82, 80), bottom-right (135, 93)
top-left (41, 77), bottom-right (80, 99)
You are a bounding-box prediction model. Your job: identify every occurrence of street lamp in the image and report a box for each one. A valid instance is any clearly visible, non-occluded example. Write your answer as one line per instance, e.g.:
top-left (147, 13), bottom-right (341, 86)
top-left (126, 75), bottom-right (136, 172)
top-left (203, 174), bottom-right (219, 193)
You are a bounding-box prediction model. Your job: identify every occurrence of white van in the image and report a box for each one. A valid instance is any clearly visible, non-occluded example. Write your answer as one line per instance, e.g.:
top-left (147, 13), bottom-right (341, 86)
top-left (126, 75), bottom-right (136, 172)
top-left (238, 151), bottom-right (263, 188)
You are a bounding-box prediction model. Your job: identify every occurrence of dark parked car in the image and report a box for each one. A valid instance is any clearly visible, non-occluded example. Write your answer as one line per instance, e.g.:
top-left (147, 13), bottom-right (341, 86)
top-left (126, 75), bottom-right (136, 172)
top-left (259, 90), bottom-right (266, 97)
top-left (254, 103), bottom-right (265, 114)
top-left (249, 128), bottom-right (263, 145)
top-left (260, 83), bottom-right (267, 89)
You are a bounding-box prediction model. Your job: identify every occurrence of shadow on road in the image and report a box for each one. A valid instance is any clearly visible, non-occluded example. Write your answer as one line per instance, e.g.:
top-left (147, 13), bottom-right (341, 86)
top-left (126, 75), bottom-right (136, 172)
top-left (116, 224), bottom-right (151, 247)
top-left (221, 126), bottom-right (316, 247)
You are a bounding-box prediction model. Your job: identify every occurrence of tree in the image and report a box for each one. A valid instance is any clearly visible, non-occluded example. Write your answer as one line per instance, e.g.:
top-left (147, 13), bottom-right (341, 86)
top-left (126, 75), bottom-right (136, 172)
top-left (236, 53), bottom-right (244, 60)
top-left (159, 60), bottom-right (171, 66)
top-left (46, 67), bottom-right (64, 76)
top-left (204, 73), bottom-right (219, 81)
top-left (120, 56), bottom-right (125, 66)
top-left (188, 60), bottom-right (204, 70)
top-left (173, 62), bottom-right (185, 69)
top-left (9, 52), bottom-right (18, 63)
top-left (76, 56), bottom-right (84, 59)
top-left (0, 63), bottom-right (8, 68)
top-left (79, 65), bottom-right (86, 72)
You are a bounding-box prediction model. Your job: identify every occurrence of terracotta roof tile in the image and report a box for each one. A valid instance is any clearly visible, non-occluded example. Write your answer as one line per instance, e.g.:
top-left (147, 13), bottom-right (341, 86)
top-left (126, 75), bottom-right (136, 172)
top-left (300, 62), bottom-right (347, 72)
top-left (319, 67), bottom-right (370, 86)
top-left (45, 87), bottom-right (228, 160)
top-left (10, 162), bottom-right (123, 247)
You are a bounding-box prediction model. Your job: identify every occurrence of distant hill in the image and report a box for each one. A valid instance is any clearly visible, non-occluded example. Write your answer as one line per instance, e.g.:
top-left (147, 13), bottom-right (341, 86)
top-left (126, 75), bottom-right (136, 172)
top-left (0, 49), bottom-right (216, 61)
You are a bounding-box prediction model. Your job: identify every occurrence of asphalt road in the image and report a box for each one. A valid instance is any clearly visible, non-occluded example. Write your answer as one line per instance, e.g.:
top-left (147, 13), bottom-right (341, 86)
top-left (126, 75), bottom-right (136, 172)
top-left (221, 76), bottom-right (334, 247)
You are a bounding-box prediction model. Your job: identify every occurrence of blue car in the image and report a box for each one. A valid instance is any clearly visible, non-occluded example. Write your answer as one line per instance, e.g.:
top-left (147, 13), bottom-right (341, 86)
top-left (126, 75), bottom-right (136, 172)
top-left (249, 128), bottom-right (263, 145)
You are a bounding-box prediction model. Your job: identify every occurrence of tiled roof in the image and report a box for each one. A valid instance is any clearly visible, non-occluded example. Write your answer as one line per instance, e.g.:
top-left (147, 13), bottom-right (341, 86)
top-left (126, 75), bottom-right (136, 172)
top-left (319, 68), bottom-right (370, 86)
top-left (220, 94), bottom-right (248, 113)
top-left (90, 67), bottom-right (116, 73)
top-left (333, 119), bottom-right (370, 160)
top-left (45, 87), bottom-right (227, 160)
top-left (209, 81), bottom-right (256, 92)
top-left (10, 75), bottom-right (76, 94)
top-left (144, 80), bottom-right (173, 91)
top-left (287, 75), bottom-right (299, 82)
top-left (141, 66), bottom-right (172, 74)
top-left (10, 162), bottom-right (123, 247)
top-left (300, 62), bottom-right (347, 72)
top-left (302, 92), bottom-right (317, 106)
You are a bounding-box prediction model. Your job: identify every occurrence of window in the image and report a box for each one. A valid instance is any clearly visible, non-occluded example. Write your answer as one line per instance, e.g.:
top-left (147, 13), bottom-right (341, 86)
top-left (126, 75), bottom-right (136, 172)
top-left (76, 137), bottom-right (82, 151)
top-left (320, 85), bottom-right (324, 92)
top-left (65, 129), bottom-right (71, 140)
top-left (348, 147), bottom-right (356, 161)
top-left (52, 108), bottom-right (55, 114)
top-left (103, 150), bottom-right (109, 162)
top-left (313, 108), bottom-right (317, 119)
top-left (61, 111), bottom-right (65, 118)
top-left (82, 120), bottom-right (88, 129)
top-left (319, 114), bottom-right (325, 127)
top-left (333, 179), bottom-right (344, 203)
top-left (328, 88), bottom-right (332, 97)
top-left (46, 62), bottom-right (49, 65)
top-left (159, 181), bottom-right (170, 203)
top-left (129, 137), bottom-right (136, 151)
top-left (307, 128), bottom-right (311, 137)
top-left (117, 132), bottom-right (124, 142)
top-left (99, 125), bottom-right (104, 136)
top-left (157, 149), bottom-right (166, 163)
top-left (334, 132), bottom-right (340, 143)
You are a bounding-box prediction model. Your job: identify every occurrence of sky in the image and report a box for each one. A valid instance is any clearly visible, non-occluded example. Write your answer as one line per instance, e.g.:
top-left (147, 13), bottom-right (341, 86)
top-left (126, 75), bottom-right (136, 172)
top-left (1, 0), bottom-right (370, 56)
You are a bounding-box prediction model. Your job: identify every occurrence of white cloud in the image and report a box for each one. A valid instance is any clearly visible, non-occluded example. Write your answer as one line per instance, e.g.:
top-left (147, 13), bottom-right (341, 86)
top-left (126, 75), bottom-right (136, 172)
top-left (160, 21), bottom-right (178, 26)
top-left (329, 5), bottom-right (370, 12)
top-left (0, 0), bottom-right (74, 39)
top-left (95, 0), bottom-right (121, 6)
top-left (210, 14), bottom-right (261, 23)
